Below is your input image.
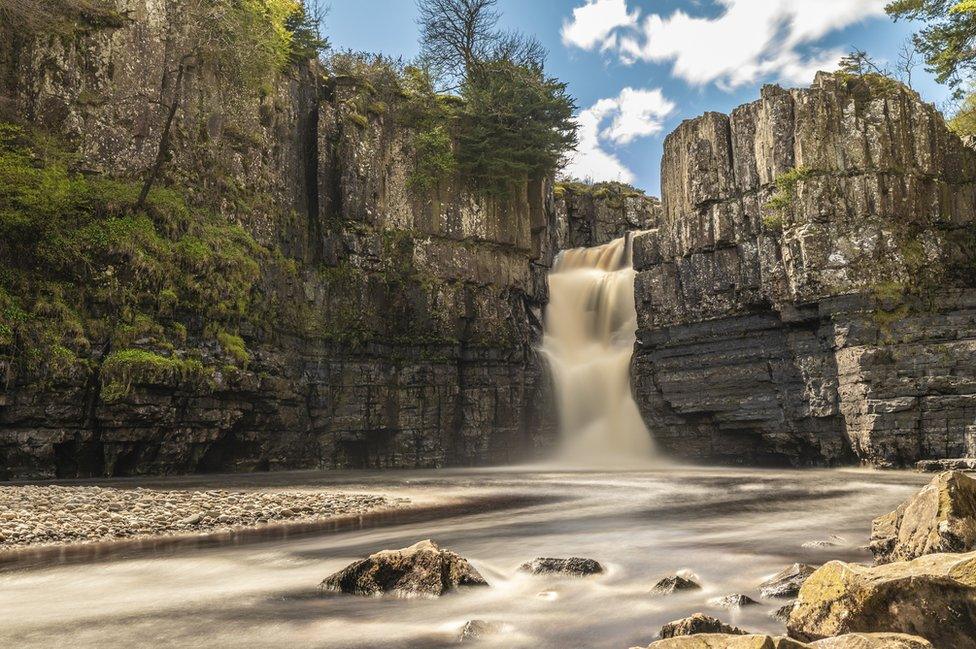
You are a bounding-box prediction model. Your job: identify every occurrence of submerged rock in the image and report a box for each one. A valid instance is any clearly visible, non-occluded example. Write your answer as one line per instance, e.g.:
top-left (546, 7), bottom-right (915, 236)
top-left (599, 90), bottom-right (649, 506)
top-left (770, 603), bottom-right (794, 623)
top-left (659, 613), bottom-right (747, 638)
top-left (870, 470), bottom-right (976, 564)
top-left (801, 536), bottom-right (845, 549)
top-left (759, 563), bottom-right (817, 598)
top-left (318, 540), bottom-right (488, 598)
top-left (518, 557), bottom-right (604, 576)
top-left (458, 619), bottom-right (503, 642)
top-left (647, 634), bottom-right (932, 648)
top-left (787, 551), bottom-right (976, 648)
top-left (651, 575), bottom-right (702, 594)
top-left (708, 593), bottom-right (759, 609)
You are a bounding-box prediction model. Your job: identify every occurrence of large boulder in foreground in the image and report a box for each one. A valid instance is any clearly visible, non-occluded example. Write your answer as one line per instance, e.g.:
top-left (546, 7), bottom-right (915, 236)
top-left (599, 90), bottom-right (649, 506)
top-left (659, 613), bottom-right (747, 638)
top-left (647, 634), bottom-right (931, 648)
top-left (870, 471), bottom-right (976, 564)
top-left (787, 551), bottom-right (976, 648)
top-left (518, 557), bottom-right (604, 576)
top-left (319, 539), bottom-right (488, 598)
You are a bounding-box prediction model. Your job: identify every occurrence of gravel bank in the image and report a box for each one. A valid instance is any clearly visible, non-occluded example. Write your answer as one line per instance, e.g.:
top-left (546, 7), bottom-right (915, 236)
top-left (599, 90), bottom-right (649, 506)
top-left (0, 486), bottom-right (406, 549)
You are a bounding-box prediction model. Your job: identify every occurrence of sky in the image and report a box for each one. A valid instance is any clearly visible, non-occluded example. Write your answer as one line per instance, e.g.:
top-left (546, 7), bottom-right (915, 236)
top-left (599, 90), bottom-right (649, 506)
top-left (325, 0), bottom-right (952, 195)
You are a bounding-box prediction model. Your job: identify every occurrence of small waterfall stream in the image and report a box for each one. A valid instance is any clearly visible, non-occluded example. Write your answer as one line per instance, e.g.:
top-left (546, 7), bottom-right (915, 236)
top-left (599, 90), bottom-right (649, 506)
top-left (541, 233), bottom-right (653, 460)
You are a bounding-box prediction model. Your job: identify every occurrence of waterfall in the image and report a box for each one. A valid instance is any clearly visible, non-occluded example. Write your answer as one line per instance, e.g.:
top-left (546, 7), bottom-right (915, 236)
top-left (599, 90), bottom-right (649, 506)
top-left (541, 233), bottom-right (654, 461)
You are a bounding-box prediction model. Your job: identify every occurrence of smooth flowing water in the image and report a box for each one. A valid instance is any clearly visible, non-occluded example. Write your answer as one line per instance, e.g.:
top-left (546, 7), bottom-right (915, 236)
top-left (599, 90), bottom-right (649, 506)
top-left (542, 234), bottom-right (653, 460)
top-left (0, 467), bottom-right (927, 649)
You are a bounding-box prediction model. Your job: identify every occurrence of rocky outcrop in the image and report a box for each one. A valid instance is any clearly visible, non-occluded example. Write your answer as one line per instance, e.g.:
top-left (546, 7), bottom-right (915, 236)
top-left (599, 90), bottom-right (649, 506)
top-left (652, 574), bottom-right (702, 594)
top-left (647, 634), bottom-right (932, 649)
top-left (659, 613), bottom-right (747, 638)
top-left (870, 470), bottom-right (976, 563)
top-left (632, 73), bottom-right (976, 467)
top-left (553, 181), bottom-right (661, 249)
top-left (318, 539), bottom-right (488, 598)
top-left (759, 563), bottom-right (817, 598)
top-left (518, 557), bottom-right (605, 576)
top-left (0, 1), bottom-right (558, 478)
top-left (787, 551), bottom-right (976, 648)
top-left (917, 458), bottom-right (976, 471)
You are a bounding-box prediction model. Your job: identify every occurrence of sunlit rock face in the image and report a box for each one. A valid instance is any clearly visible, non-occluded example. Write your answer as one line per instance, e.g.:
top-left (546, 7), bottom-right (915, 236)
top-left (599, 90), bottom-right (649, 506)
top-left (0, 0), bottom-right (558, 478)
top-left (631, 73), bottom-right (976, 467)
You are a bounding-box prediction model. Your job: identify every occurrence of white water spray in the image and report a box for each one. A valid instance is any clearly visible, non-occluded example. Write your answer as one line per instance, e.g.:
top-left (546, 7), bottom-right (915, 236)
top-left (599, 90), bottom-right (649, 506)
top-left (542, 233), bottom-right (653, 461)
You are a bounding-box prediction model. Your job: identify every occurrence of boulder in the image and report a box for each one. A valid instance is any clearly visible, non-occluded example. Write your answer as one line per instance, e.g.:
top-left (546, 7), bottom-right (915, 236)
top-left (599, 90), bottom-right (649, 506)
top-left (518, 557), bottom-right (604, 576)
top-left (652, 575), bottom-right (702, 594)
top-left (708, 593), bottom-right (759, 608)
top-left (647, 634), bottom-right (808, 648)
top-left (770, 603), bottom-right (794, 623)
top-left (647, 634), bottom-right (931, 648)
top-left (318, 539), bottom-right (488, 598)
top-left (787, 551), bottom-right (976, 648)
top-left (870, 470), bottom-right (976, 564)
top-left (759, 563), bottom-right (817, 598)
top-left (458, 619), bottom-right (503, 642)
top-left (808, 633), bottom-right (932, 648)
top-left (659, 613), bottom-right (747, 638)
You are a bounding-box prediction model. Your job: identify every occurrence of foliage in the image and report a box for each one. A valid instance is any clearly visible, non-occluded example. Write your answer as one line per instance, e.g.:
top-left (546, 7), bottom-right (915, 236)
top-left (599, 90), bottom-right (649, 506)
top-left (457, 58), bottom-right (577, 195)
top-left (0, 123), bottom-right (263, 376)
top-left (100, 349), bottom-right (210, 402)
top-left (216, 331), bottom-right (250, 367)
top-left (886, 0), bottom-right (976, 98)
top-left (0, 0), bottom-right (125, 34)
top-left (949, 90), bottom-right (976, 135)
top-left (764, 167), bottom-right (816, 227)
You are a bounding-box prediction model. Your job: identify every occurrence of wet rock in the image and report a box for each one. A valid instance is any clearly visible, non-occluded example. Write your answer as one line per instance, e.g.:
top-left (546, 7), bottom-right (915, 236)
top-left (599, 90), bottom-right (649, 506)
top-left (770, 603), bottom-right (794, 623)
top-left (787, 551), bottom-right (976, 648)
top-left (916, 458), bottom-right (976, 472)
top-left (651, 575), bottom-right (702, 594)
top-left (518, 557), bottom-right (604, 576)
top-left (659, 613), bottom-right (747, 638)
top-left (647, 634), bottom-right (932, 648)
top-left (802, 536), bottom-right (845, 549)
top-left (758, 563), bottom-right (817, 598)
top-left (319, 540), bottom-right (489, 598)
top-left (870, 471), bottom-right (976, 564)
top-left (458, 619), bottom-right (503, 642)
top-left (808, 633), bottom-right (933, 648)
top-left (708, 593), bottom-right (759, 609)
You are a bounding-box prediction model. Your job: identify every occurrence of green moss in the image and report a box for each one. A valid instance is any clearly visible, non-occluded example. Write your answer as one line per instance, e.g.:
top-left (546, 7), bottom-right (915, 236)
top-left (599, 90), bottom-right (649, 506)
top-left (216, 331), bottom-right (250, 367)
top-left (348, 112), bottom-right (369, 129)
top-left (100, 349), bottom-right (211, 402)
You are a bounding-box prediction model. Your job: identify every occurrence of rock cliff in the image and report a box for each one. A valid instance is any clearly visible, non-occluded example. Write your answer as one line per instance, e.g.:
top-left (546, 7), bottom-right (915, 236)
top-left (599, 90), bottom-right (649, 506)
top-left (0, 0), bottom-right (557, 478)
top-left (632, 73), bottom-right (976, 466)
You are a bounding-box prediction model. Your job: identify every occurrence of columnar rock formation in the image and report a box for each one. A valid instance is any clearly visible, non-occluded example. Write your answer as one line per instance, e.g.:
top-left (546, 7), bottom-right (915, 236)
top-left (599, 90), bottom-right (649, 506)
top-left (632, 73), bottom-right (976, 466)
top-left (0, 0), bottom-right (557, 478)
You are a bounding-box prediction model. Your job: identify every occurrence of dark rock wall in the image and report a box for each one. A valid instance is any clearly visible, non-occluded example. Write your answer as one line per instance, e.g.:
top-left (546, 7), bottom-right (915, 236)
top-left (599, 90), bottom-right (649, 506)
top-left (0, 0), bottom-right (557, 479)
top-left (632, 73), bottom-right (976, 467)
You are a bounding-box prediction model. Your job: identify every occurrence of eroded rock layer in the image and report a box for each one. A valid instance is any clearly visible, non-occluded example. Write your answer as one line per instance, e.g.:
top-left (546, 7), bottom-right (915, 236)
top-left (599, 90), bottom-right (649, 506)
top-left (632, 73), bottom-right (976, 467)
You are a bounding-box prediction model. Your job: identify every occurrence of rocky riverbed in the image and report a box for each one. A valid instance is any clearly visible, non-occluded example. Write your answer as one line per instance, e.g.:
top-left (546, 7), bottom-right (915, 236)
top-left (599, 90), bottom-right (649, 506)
top-left (0, 485), bottom-right (405, 549)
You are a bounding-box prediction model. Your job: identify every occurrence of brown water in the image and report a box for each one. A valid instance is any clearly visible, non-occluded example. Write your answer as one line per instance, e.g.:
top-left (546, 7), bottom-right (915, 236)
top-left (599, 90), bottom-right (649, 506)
top-left (542, 234), bottom-right (653, 460)
top-left (0, 466), bottom-right (927, 649)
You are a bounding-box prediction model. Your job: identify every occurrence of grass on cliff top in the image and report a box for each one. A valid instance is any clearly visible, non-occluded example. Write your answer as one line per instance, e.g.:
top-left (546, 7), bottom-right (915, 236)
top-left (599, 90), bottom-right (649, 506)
top-left (0, 122), bottom-right (262, 379)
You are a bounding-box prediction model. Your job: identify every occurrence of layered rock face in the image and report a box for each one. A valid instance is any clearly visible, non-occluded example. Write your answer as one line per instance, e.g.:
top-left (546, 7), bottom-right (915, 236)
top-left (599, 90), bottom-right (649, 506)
top-left (552, 182), bottom-right (661, 249)
top-left (632, 73), bottom-right (976, 466)
top-left (0, 1), bottom-right (556, 478)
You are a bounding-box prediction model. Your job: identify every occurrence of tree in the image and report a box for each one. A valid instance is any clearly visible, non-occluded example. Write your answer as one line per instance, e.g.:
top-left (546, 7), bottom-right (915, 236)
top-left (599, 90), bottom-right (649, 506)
top-left (887, 0), bottom-right (976, 97)
top-left (136, 0), bottom-right (326, 209)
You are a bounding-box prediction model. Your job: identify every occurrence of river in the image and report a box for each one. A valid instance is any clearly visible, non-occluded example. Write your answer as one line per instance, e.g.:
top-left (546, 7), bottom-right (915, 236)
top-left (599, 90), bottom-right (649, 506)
top-left (0, 465), bottom-right (927, 649)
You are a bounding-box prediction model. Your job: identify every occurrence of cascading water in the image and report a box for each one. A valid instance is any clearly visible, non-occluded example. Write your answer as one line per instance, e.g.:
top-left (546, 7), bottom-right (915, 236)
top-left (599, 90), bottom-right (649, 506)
top-left (541, 233), bottom-right (653, 461)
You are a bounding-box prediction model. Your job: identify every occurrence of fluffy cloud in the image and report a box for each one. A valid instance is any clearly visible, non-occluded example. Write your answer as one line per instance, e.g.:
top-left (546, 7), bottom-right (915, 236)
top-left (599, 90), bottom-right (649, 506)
top-left (564, 87), bottom-right (675, 183)
top-left (564, 0), bottom-right (887, 88)
top-left (561, 0), bottom-right (639, 51)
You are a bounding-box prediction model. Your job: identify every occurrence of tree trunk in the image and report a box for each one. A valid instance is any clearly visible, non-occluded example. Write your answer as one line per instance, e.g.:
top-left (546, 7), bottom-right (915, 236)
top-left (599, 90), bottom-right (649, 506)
top-left (136, 63), bottom-right (185, 211)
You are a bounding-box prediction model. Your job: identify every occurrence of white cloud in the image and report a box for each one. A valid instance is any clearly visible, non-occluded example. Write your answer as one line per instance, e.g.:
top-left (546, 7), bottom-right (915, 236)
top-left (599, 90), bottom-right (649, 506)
top-left (564, 87), bottom-right (675, 183)
top-left (561, 0), bottom-right (639, 50)
top-left (566, 0), bottom-right (887, 88)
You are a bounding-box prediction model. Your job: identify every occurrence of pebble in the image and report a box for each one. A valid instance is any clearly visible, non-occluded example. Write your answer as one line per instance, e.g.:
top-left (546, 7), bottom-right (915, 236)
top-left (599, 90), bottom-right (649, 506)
top-left (0, 485), bottom-right (406, 550)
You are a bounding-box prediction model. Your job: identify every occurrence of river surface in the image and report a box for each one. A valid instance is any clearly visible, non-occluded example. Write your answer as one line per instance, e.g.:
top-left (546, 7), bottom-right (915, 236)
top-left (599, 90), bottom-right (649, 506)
top-left (0, 466), bottom-right (928, 649)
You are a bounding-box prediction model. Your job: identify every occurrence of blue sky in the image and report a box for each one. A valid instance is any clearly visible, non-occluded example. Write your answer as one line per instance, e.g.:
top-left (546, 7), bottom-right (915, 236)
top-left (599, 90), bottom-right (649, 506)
top-left (326, 0), bottom-right (952, 195)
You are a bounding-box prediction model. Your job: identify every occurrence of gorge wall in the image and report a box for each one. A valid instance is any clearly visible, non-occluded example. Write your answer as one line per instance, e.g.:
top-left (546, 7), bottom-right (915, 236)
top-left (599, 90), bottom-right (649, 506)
top-left (0, 0), bottom-right (567, 478)
top-left (632, 73), bottom-right (976, 467)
